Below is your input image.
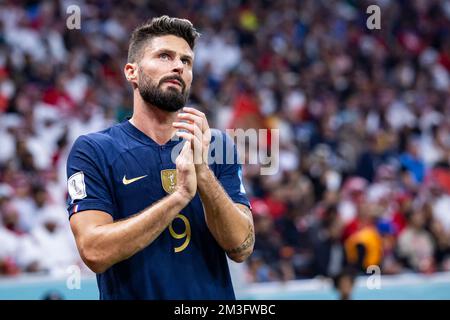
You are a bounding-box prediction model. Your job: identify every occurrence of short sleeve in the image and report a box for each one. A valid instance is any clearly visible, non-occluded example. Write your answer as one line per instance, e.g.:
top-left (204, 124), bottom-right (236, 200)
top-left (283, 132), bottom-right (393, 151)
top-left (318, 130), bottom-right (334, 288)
top-left (66, 135), bottom-right (115, 219)
top-left (216, 131), bottom-right (251, 209)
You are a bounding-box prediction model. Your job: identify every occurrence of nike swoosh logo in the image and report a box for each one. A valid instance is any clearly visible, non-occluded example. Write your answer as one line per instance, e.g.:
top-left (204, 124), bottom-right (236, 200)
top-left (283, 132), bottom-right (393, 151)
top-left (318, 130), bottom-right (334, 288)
top-left (122, 175), bottom-right (147, 185)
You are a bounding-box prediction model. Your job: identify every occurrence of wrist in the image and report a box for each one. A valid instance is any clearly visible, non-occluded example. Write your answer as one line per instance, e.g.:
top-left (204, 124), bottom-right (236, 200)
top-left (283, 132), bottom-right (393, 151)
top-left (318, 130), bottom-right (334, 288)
top-left (172, 189), bottom-right (193, 206)
top-left (195, 163), bottom-right (210, 175)
top-left (195, 164), bottom-right (211, 183)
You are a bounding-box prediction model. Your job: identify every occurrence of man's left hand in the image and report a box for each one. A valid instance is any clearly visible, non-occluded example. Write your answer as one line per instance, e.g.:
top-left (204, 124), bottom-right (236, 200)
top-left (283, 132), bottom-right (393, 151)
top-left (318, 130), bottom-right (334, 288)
top-left (173, 107), bottom-right (211, 173)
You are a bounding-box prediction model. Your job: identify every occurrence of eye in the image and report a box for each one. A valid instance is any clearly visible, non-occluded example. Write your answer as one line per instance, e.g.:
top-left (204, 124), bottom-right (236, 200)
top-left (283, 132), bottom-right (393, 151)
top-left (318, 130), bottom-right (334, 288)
top-left (181, 58), bottom-right (191, 66)
top-left (160, 53), bottom-right (170, 60)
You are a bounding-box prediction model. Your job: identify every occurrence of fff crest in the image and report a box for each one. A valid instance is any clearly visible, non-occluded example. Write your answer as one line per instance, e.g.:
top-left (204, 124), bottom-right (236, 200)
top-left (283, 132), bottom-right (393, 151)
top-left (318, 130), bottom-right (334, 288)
top-left (161, 169), bottom-right (177, 194)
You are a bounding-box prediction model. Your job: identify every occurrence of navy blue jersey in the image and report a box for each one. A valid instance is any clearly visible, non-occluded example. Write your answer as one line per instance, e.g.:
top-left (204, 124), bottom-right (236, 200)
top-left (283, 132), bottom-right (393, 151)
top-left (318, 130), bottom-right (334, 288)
top-left (66, 119), bottom-right (250, 300)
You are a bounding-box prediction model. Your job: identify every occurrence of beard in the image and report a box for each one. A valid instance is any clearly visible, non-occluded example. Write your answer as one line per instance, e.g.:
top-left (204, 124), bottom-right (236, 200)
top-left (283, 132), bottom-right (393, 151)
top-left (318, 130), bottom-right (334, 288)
top-left (137, 69), bottom-right (189, 112)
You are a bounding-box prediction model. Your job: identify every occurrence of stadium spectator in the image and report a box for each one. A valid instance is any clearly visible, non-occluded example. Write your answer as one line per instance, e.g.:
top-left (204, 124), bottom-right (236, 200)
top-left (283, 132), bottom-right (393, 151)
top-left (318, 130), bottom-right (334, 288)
top-left (333, 267), bottom-right (357, 300)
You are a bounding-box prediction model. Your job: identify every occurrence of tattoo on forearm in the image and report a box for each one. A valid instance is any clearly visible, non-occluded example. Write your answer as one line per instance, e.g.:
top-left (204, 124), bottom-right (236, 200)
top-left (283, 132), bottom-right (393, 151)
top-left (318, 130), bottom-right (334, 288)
top-left (239, 205), bottom-right (253, 221)
top-left (227, 224), bottom-right (255, 255)
top-left (240, 205), bottom-right (254, 235)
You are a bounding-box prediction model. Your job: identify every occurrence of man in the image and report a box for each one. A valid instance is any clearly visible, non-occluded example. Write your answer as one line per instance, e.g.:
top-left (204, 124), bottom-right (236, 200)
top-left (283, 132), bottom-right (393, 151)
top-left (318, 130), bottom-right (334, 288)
top-left (66, 16), bottom-right (254, 300)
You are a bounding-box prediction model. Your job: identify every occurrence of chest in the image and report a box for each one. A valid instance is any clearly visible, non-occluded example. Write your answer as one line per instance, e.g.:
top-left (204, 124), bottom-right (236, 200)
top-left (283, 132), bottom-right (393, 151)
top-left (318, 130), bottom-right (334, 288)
top-left (109, 146), bottom-right (178, 217)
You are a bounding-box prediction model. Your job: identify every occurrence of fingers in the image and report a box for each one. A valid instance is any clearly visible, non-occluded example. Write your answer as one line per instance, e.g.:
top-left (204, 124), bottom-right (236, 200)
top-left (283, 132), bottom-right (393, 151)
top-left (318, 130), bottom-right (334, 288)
top-left (177, 107), bottom-right (208, 131)
top-left (182, 106), bottom-right (205, 118)
top-left (180, 139), bottom-right (191, 153)
top-left (173, 122), bottom-right (204, 145)
top-left (176, 140), bottom-right (197, 200)
top-left (175, 131), bottom-right (200, 143)
top-left (176, 131), bottom-right (202, 153)
top-left (173, 120), bottom-right (204, 155)
top-left (172, 122), bottom-right (201, 135)
top-left (175, 107), bottom-right (210, 166)
top-left (176, 113), bottom-right (203, 129)
top-left (179, 139), bottom-right (193, 163)
top-left (175, 131), bottom-right (203, 164)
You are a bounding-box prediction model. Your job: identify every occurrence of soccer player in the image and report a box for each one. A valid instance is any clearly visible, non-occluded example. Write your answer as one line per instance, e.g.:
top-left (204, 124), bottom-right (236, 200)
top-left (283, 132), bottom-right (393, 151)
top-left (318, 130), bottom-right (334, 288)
top-left (66, 16), bottom-right (254, 299)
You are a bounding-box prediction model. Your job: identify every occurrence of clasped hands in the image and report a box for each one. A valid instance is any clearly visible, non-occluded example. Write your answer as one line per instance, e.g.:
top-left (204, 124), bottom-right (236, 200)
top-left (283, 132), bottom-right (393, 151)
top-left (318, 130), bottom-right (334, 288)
top-left (173, 106), bottom-right (212, 174)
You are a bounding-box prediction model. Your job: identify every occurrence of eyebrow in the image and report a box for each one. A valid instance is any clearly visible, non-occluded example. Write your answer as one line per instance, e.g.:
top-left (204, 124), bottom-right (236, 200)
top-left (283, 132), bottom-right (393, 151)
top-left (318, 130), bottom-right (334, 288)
top-left (155, 48), bottom-right (193, 62)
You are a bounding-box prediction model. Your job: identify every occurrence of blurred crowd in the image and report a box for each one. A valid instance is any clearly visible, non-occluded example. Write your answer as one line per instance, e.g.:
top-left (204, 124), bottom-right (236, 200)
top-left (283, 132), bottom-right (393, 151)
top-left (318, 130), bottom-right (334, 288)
top-left (0, 0), bottom-right (450, 283)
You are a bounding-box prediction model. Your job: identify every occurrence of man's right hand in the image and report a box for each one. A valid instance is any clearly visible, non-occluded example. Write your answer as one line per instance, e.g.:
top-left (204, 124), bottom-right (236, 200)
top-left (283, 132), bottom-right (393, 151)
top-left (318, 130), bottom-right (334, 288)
top-left (175, 140), bottom-right (197, 202)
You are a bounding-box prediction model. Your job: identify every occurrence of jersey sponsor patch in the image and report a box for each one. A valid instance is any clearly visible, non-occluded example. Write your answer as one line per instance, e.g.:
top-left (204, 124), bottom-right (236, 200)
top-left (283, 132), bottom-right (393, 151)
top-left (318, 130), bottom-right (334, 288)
top-left (68, 171), bottom-right (87, 202)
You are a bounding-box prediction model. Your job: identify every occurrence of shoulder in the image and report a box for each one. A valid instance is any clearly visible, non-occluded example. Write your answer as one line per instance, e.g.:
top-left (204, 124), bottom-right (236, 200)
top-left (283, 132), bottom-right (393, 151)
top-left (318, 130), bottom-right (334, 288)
top-left (69, 125), bottom-right (120, 159)
top-left (84, 125), bottom-right (118, 146)
top-left (210, 128), bottom-right (224, 141)
top-left (208, 129), bottom-right (243, 177)
top-left (209, 128), bottom-right (238, 161)
top-left (73, 123), bottom-right (124, 148)
top-left (210, 128), bottom-right (235, 147)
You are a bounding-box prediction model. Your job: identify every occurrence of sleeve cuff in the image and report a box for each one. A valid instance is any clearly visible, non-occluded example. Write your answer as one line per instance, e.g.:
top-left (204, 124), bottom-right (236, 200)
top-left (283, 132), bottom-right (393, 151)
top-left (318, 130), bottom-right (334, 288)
top-left (68, 199), bottom-right (114, 220)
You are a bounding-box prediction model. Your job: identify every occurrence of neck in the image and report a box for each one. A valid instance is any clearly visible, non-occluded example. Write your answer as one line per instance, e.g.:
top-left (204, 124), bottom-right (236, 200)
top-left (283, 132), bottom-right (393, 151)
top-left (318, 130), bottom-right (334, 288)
top-left (130, 90), bottom-right (179, 145)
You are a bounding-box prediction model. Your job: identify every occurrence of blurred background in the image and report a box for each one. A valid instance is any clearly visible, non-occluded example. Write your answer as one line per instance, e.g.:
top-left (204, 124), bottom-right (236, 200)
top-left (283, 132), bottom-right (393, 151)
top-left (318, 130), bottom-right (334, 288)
top-left (0, 0), bottom-right (450, 300)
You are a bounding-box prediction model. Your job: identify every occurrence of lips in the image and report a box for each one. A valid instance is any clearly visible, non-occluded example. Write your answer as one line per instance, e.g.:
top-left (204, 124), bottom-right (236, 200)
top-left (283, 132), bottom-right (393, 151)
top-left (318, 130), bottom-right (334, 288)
top-left (165, 80), bottom-right (182, 87)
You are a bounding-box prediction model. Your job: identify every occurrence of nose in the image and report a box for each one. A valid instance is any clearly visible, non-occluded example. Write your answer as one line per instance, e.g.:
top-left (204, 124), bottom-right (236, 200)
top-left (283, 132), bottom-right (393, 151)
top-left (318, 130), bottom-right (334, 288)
top-left (172, 58), bottom-right (184, 75)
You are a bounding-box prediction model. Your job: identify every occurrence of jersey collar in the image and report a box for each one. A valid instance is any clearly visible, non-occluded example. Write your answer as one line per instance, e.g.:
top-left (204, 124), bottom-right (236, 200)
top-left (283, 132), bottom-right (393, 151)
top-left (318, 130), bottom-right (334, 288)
top-left (120, 118), bottom-right (180, 147)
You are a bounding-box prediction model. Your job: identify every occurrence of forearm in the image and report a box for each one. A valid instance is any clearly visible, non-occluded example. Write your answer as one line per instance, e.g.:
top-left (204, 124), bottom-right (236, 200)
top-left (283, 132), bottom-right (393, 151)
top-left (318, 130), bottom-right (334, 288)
top-left (85, 191), bottom-right (188, 272)
top-left (196, 166), bottom-right (254, 262)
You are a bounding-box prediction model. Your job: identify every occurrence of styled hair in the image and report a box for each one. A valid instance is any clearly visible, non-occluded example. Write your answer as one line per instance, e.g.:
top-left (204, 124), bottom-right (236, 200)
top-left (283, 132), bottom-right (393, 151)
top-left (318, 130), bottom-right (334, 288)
top-left (127, 15), bottom-right (200, 63)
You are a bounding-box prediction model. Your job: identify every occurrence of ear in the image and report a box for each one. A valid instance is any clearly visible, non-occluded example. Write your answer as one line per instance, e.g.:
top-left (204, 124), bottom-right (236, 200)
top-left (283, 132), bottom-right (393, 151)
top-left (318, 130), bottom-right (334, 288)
top-left (124, 63), bottom-right (138, 85)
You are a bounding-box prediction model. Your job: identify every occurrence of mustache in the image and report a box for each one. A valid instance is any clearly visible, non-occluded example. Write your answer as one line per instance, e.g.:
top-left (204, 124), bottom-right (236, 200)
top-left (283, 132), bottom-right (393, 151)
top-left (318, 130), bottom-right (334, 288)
top-left (159, 75), bottom-right (186, 91)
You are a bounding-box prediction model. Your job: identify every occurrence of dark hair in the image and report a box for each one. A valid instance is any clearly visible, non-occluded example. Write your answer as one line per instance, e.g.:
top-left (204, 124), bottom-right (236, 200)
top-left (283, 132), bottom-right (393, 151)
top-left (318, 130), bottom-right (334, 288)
top-left (127, 15), bottom-right (200, 63)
